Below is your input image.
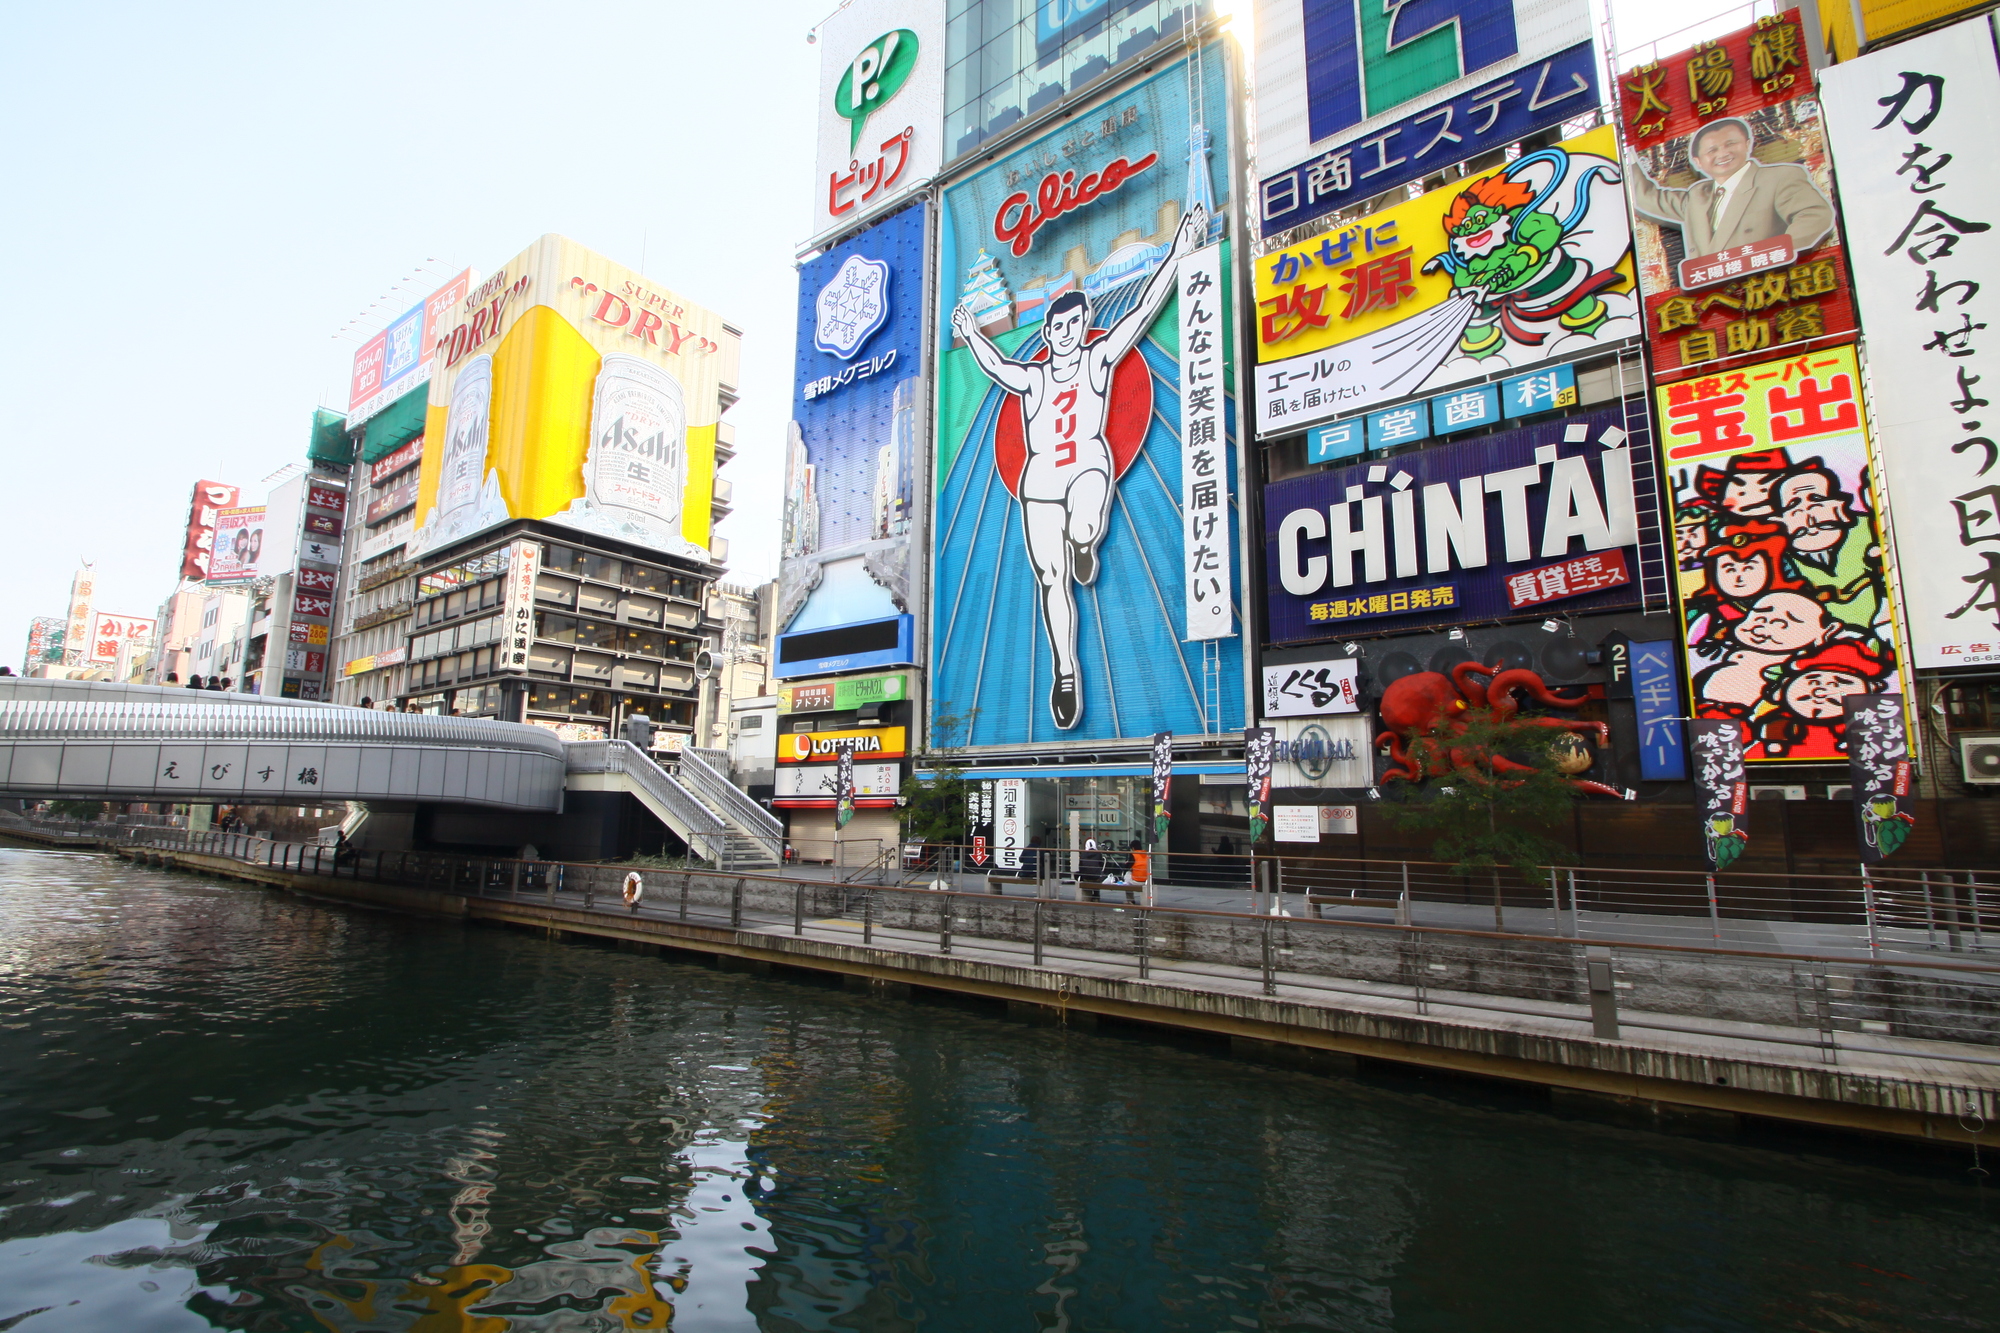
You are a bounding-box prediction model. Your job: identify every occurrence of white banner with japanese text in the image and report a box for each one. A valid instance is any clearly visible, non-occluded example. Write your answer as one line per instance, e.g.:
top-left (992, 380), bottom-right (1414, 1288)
top-left (1823, 19), bottom-right (2000, 668)
top-left (1180, 243), bottom-right (1233, 641)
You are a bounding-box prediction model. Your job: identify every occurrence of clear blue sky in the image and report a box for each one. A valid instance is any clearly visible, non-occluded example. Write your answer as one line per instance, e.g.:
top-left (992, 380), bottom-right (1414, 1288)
top-left (0, 0), bottom-right (1711, 666)
top-left (0, 0), bottom-right (833, 659)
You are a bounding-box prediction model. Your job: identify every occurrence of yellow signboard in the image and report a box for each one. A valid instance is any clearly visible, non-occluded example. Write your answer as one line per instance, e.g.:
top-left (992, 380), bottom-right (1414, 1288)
top-left (412, 235), bottom-right (740, 562)
top-left (777, 726), bottom-right (909, 764)
top-left (1253, 125), bottom-right (1638, 367)
top-left (1820, 0), bottom-right (1990, 60)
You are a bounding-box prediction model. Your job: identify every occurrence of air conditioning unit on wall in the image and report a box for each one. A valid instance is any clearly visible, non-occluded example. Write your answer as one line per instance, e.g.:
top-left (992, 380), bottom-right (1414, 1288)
top-left (1750, 784), bottom-right (1806, 801)
top-left (1961, 736), bottom-right (2000, 785)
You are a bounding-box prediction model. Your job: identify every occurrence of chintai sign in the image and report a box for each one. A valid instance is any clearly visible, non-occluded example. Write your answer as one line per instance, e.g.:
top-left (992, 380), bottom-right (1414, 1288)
top-left (1263, 404), bottom-right (1661, 641)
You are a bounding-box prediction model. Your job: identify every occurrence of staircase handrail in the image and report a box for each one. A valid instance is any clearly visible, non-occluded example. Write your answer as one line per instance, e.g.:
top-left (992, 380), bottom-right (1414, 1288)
top-left (565, 739), bottom-right (729, 862)
top-left (676, 746), bottom-right (783, 860)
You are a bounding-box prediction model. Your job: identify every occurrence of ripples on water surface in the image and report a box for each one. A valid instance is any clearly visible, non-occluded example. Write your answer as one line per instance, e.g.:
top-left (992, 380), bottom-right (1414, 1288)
top-left (2, 847), bottom-right (1999, 1331)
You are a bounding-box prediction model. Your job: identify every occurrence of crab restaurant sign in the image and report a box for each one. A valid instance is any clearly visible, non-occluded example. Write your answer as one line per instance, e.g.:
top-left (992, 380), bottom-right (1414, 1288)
top-left (1264, 406), bottom-right (1662, 642)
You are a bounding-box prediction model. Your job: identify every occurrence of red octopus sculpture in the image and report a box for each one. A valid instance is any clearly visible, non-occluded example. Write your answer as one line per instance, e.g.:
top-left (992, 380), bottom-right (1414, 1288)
top-left (1375, 661), bottom-right (1632, 799)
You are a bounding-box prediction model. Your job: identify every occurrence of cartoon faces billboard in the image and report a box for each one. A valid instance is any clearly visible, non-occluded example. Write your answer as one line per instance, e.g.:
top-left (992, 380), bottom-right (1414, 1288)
top-left (933, 51), bottom-right (1242, 747)
top-left (780, 202), bottom-right (926, 654)
top-left (1617, 10), bottom-right (1855, 381)
top-left (1660, 344), bottom-right (1901, 762)
top-left (1254, 124), bottom-right (1638, 436)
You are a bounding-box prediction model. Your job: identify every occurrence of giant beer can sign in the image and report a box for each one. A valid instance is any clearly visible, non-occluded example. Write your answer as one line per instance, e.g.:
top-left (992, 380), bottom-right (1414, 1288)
top-left (409, 234), bottom-right (739, 561)
top-left (568, 354), bottom-right (688, 548)
top-left (421, 354), bottom-right (507, 548)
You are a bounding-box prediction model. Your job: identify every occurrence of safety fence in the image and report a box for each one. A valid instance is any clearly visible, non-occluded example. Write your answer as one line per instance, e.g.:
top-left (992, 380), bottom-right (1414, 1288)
top-left (80, 819), bottom-right (2000, 1082)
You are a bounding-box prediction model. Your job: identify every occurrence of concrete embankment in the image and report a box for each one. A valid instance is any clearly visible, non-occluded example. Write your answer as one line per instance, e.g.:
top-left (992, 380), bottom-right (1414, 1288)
top-left (98, 844), bottom-right (2000, 1149)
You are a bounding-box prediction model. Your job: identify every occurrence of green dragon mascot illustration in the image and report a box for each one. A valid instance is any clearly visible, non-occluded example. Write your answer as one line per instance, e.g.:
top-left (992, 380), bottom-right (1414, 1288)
top-left (1420, 147), bottom-right (1630, 361)
top-left (1704, 813), bottom-right (1749, 871)
top-left (1860, 795), bottom-right (1913, 858)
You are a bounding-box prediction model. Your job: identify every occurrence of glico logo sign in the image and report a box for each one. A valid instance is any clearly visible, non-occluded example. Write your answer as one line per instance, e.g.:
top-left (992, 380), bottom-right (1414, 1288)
top-left (992, 152), bottom-right (1159, 257)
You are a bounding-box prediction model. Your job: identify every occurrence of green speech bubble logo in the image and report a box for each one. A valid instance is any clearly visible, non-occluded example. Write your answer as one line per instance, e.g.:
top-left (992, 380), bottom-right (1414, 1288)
top-left (835, 28), bottom-right (919, 154)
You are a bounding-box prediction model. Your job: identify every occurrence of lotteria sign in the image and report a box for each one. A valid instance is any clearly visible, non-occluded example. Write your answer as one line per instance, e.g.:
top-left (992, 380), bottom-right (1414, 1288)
top-left (1264, 405), bottom-right (1659, 641)
top-left (778, 726), bottom-right (909, 764)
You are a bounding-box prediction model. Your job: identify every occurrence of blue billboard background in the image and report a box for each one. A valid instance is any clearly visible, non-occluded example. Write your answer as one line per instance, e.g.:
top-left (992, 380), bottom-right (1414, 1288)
top-left (778, 202), bottom-right (928, 648)
top-left (932, 51), bottom-right (1245, 748)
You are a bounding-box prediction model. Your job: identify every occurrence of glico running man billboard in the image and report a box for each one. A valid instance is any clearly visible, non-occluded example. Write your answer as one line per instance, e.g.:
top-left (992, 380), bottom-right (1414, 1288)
top-left (410, 235), bottom-right (739, 563)
top-left (776, 201), bottom-right (926, 680)
top-left (933, 51), bottom-right (1242, 746)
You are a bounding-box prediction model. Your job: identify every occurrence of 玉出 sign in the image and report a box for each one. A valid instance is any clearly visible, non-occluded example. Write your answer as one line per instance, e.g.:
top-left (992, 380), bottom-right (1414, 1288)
top-left (1252, 0), bottom-right (1598, 234)
top-left (1264, 406), bottom-right (1656, 641)
top-left (1617, 10), bottom-right (1855, 379)
top-left (1254, 125), bottom-right (1636, 435)
top-left (810, 0), bottom-right (942, 241)
top-left (1659, 344), bottom-right (1902, 761)
top-left (1822, 19), bottom-right (2000, 668)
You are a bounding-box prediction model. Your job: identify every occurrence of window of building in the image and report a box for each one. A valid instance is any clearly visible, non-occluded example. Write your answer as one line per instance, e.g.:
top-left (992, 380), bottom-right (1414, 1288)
top-left (1942, 681), bottom-right (2000, 731)
top-left (528, 685), bottom-right (612, 717)
top-left (945, 0), bottom-right (1207, 161)
top-left (739, 715), bottom-right (763, 730)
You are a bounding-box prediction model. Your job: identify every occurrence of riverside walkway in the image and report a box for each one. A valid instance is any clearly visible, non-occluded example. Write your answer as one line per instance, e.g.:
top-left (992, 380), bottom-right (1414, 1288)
top-left (8, 814), bottom-right (1999, 1150)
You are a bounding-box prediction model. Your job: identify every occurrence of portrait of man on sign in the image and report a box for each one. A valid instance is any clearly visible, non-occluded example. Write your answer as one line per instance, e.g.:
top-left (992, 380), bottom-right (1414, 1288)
top-left (1627, 117), bottom-right (1834, 262)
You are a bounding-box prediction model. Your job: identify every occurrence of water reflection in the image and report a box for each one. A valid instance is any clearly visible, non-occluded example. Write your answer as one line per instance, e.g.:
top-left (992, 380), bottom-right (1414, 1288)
top-left (2, 847), bottom-right (1999, 1331)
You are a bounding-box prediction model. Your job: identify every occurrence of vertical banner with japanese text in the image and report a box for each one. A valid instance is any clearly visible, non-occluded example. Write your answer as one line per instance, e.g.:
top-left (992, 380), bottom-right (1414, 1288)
top-left (1659, 345), bottom-right (1901, 760)
top-left (996, 777), bottom-right (1025, 870)
top-left (835, 745), bottom-right (856, 830)
top-left (1151, 731), bottom-right (1174, 845)
top-left (1180, 243), bottom-right (1232, 640)
top-left (1631, 639), bottom-right (1688, 780)
top-left (1245, 726), bottom-right (1275, 845)
top-left (1690, 719), bottom-right (1750, 870)
top-left (500, 539), bottom-right (540, 674)
top-left (1618, 10), bottom-right (1856, 381)
top-left (1822, 20), bottom-right (2000, 668)
top-left (1845, 693), bottom-right (1914, 862)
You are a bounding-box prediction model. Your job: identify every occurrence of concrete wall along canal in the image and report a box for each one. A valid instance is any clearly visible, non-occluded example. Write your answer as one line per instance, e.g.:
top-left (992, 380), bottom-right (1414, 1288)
top-left (32, 818), bottom-right (2000, 1148)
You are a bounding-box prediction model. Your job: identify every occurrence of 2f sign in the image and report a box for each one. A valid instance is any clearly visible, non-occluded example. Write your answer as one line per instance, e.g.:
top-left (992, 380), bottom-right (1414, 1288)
top-left (836, 29), bottom-right (918, 152)
top-left (1307, 0), bottom-right (1520, 141)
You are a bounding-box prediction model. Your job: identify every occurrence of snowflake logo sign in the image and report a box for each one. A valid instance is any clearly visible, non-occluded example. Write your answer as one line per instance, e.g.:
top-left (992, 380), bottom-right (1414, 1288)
top-left (814, 254), bottom-right (891, 360)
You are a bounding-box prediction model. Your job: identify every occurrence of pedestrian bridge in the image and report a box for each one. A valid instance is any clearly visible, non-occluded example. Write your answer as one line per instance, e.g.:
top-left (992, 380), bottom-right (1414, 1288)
top-left (0, 678), bottom-right (568, 811)
top-left (0, 678), bottom-right (784, 866)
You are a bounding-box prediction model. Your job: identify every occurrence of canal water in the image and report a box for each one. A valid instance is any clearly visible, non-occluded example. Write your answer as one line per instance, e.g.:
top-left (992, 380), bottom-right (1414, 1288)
top-left (4, 848), bottom-right (1999, 1332)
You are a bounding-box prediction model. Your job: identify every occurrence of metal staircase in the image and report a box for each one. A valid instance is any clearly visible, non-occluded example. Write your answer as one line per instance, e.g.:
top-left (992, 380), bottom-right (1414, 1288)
top-left (563, 740), bottom-right (777, 869)
top-left (680, 747), bottom-right (784, 868)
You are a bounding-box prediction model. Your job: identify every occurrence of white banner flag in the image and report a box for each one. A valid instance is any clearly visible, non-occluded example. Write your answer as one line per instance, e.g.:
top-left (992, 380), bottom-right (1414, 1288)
top-left (1823, 19), bottom-right (2000, 668)
top-left (1179, 242), bottom-right (1233, 641)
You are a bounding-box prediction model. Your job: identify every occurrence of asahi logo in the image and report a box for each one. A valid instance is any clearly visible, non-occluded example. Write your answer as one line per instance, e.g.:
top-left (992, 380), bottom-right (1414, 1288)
top-left (599, 414), bottom-right (676, 464)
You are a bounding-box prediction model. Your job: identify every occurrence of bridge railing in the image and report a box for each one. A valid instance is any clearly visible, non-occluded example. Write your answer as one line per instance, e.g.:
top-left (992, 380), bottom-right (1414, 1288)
top-left (86, 821), bottom-right (2000, 1085)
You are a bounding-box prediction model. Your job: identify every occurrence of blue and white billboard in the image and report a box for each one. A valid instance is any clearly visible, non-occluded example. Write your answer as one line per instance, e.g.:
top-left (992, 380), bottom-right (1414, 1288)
top-left (1252, 0), bottom-right (1598, 235)
top-left (932, 50), bottom-right (1245, 748)
top-left (777, 201), bottom-right (927, 674)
